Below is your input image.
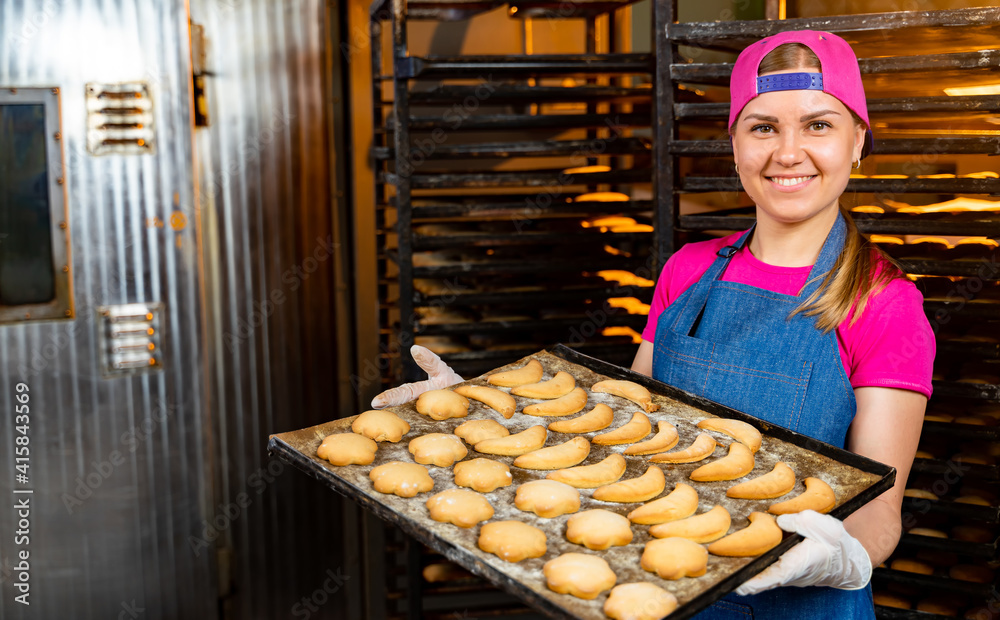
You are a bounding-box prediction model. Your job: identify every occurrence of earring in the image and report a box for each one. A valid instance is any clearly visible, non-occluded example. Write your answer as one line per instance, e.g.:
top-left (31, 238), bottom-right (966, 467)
top-left (853, 160), bottom-right (861, 170)
top-left (735, 163), bottom-right (740, 174)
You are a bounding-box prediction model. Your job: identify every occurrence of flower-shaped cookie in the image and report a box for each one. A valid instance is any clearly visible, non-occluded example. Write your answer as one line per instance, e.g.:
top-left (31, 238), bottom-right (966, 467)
top-left (352, 409), bottom-right (410, 443)
top-left (369, 461), bottom-right (434, 497)
top-left (317, 433), bottom-right (377, 466)
top-left (425, 489), bottom-right (493, 528)
top-left (408, 433), bottom-right (468, 467)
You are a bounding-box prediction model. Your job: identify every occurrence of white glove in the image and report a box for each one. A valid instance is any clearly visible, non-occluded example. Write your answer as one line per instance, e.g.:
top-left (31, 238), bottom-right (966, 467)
top-left (370, 345), bottom-right (464, 409)
top-left (734, 510), bottom-right (872, 596)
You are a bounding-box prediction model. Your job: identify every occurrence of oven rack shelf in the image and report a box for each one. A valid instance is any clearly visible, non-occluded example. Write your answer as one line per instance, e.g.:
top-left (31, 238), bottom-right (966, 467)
top-left (413, 314), bottom-right (648, 336)
top-left (390, 254), bottom-right (649, 277)
top-left (676, 95), bottom-right (1000, 120)
top-left (373, 137), bottom-right (651, 161)
top-left (407, 84), bottom-right (652, 105)
top-left (667, 137), bottom-right (1000, 157)
top-left (406, 198), bottom-right (654, 219)
top-left (874, 608), bottom-right (970, 620)
top-left (666, 7), bottom-right (1000, 55)
top-left (415, 286), bottom-right (654, 308)
top-left (679, 176), bottom-right (1000, 196)
top-left (870, 568), bottom-right (997, 600)
top-left (395, 53), bottom-right (652, 79)
top-left (412, 230), bottom-right (651, 250)
top-left (924, 303), bottom-right (1000, 324)
top-left (370, 0), bottom-right (646, 21)
top-left (383, 167), bottom-right (652, 189)
top-left (395, 112), bottom-right (650, 132)
top-left (920, 420), bottom-right (1000, 442)
top-left (910, 457), bottom-right (1000, 482)
top-left (897, 531), bottom-right (999, 561)
top-left (930, 381), bottom-right (1000, 401)
top-left (901, 496), bottom-right (1000, 526)
top-left (680, 213), bottom-right (1000, 239)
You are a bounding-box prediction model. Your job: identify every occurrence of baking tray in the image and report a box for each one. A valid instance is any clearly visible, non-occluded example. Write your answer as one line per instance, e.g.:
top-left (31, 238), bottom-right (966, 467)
top-left (268, 344), bottom-right (895, 620)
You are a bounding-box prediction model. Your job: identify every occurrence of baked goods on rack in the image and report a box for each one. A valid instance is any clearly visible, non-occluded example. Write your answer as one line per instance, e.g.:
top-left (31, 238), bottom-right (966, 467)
top-left (768, 477), bottom-right (836, 515)
top-left (565, 509), bottom-right (634, 550)
top-left (513, 437), bottom-right (591, 470)
top-left (351, 409), bottom-right (411, 443)
top-left (515, 479), bottom-right (581, 518)
top-left (627, 482), bottom-right (699, 525)
top-left (453, 385), bottom-right (516, 419)
top-left (369, 461), bottom-right (434, 497)
top-left (592, 465), bottom-right (666, 503)
top-left (416, 389), bottom-right (470, 421)
top-left (317, 433), bottom-right (378, 466)
top-left (543, 553), bottom-right (617, 600)
top-left (453, 458), bottom-right (513, 493)
top-left (426, 489), bottom-right (494, 527)
top-left (546, 404), bottom-right (614, 433)
top-left (547, 454), bottom-right (627, 488)
top-left (478, 521), bottom-right (547, 562)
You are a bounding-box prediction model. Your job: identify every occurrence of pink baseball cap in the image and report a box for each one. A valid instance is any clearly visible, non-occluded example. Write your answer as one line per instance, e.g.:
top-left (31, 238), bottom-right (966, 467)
top-left (729, 30), bottom-right (873, 157)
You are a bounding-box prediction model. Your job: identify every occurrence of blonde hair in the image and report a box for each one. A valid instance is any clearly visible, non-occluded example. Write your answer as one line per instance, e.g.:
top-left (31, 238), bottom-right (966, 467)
top-left (754, 43), bottom-right (904, 331)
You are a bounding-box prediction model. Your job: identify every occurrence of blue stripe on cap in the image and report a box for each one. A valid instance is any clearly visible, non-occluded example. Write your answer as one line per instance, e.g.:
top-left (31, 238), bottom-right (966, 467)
top-left (756, 72), bottom-right (823, 94)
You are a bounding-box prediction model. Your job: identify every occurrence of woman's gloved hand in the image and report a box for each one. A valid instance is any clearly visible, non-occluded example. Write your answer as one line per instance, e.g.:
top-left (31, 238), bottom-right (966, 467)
top-left (370, 345), bottom-right (464, 409)
top-left (734, 510), bottom-right (872, 596)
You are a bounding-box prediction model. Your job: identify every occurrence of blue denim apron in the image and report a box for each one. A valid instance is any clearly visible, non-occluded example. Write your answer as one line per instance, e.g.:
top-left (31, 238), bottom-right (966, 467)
top-left (652, 214), bottom-right (874, 619)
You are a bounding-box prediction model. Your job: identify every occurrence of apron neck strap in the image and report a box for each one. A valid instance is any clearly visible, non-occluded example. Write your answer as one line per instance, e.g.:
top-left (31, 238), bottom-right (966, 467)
top-left (799, 212), bottom-right (848, 299)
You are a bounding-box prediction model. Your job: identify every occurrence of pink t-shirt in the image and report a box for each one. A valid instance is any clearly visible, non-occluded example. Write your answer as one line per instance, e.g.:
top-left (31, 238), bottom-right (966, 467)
top-left (642, 231), bottom-right (935, 398)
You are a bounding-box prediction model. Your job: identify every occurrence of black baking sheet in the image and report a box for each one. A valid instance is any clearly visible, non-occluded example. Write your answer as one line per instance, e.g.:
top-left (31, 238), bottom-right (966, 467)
top-left (268, 344), bottom-right (895, 620)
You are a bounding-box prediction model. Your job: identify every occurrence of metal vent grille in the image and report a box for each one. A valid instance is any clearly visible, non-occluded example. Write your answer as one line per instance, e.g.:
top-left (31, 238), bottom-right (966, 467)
top-left (86, 82), bottom-right (155, 155)
top-left (97, 302), bottom-right (164, 377)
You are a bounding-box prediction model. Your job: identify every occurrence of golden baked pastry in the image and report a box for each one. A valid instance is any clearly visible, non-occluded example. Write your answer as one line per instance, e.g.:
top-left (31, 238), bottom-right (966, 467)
top-left (453, 419), bottom-right (509, 445)
top-left (547, 404), bottom-right (614, 433)
top-left (546, 453), bottom-right (627, 488)
top-left (689, 441), bottom-right (755, 482)
top-left (591, 379), bottom-right (659, 412)
top-left (369, 461), bottom-right (434, 497)
top-left (317, 433), bottom-right (378, 466)
top-left (592, 465), bottom-right (666, 503)
top-left (478, 521), bottom-right (547, 562)
top-left (511, 371), bottom-right (576, 399)
top-left (640, 537), bottom-right (708, 579)
top-left (453, 458), bottom-right (512, 493)
top-left (949, 564), bottom-right (994, 583)
top-left (415, 389), bottom-right (470, 421)
top-left (543, 553), bottom-right (617, 600)
top-left (915, 596), bottom-right (962, 616)
top-left (408, 433), bottom-right (469, 467)
top-left (593, 411), bottom-right (651, 445)
top-left (453, 385), bottom-right (516, 419)
top-left (650, 433), bottom-right (717, 463)
top-left (522, 387), bottom-right (588, 416)
top-left (487, 359), bottom-right (544, 387)
top-left (890, 558), bottom-right (933, 575)
top-left (768, 477), bottom-right (836, 515)
top-left (623, 421), bottom-right (678, 455)
top-left (727, 461), bottom-right (795, 500)
top-left (565, 509), bottom-right (633, 550)
top-left (474, 425), bottom-right (547, 456)
top-left (604, 583), bottom-right (678, 620)
top-left (708, 512), bottom-right (783, 557)
top-left (627, 482), bottom-right (699, 525)
top-left (649, 505), bottom-right (731, 543)
top-left (697, 418), bottom-right (762, 453)
top-left (425, 489), bottom-right (494, 528)
top-left (907, 527), bottom-right (946, 538)
top-left (512, 437), bottom-right (591, 470)
top-left (515, 479), bottom-right (581, 518)
top-left (873, 591), bottom-right (910, 610)
top-left (903, 488), bottom-right (937, 500)
top-left (352, 409), bottom-right (410, 442)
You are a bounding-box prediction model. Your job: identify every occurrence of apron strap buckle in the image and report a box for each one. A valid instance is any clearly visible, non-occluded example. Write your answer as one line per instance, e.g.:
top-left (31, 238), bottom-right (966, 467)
top-left (716, 245), bottom-right (739, 259)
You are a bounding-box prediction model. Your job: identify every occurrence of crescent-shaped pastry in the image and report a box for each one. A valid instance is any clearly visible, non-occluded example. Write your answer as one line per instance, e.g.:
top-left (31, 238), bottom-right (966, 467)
top-left (478, 521), bottom-right (547, 562)
top-left (689, 442), bottom-right (755, 482)
top-left (453, 419), bottom-right (509, 445)
top-left (369, 461), bottom-right (434, 497)
top-left (727, 462), bottom-right (795, 500)
top-left (475, 425), bottom-right (547, 456)
top-left (546, 453), bottom-right (627, 488)
top-left (453, 385), bottom-right (516, 419)
top-left (650, 433), bottom-right (717, 463)
top-left (604, 583), bottom-right (678, 620)
top-left (592, 465), bottom-right (666, 503)
top-left (425, 489), bottom-right (494, 528)
top-left (640, 537), bottom-right (708, 580)
top-left (592, 411), bottom-right (652, 446)
top-left (351, 409), bottom-right (410, 443)
top-left (623, 420), bottom-right (678, 455)
top-left (317, 433), bottom-right (378, 466)
top-left (515, 479), bottom-right (581, 518)
top-left (768, 477), bottom-right (837, 515)
top-left (513, 437), bottom-right (591, 470)
top-left (707, 511), bottom-right (783, 557)
top-left (547, 404), bottom-right (614, 433)
top-left (543, 553), bottom-right (617, 600)
top-left (697, 418), bottom-right (763, 453)
top-left (591, 379), bottom-right (660, 412)
top-left (511, 371), bottom-right (576, 399)
top-left (649, 505), bottom-right (731, 543)
top-left (565, 509), bottom-right (633, 550)
top-left (415, 389), bottom-right (470, 421)
top-left (627, 482), bottom-right (699, 525)
top-left (523, 387), bottom-right (588, 416)
top-left (408, 433), bottom-right (468, 467)
top-left (487, 359), bottom-right (544, 387)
